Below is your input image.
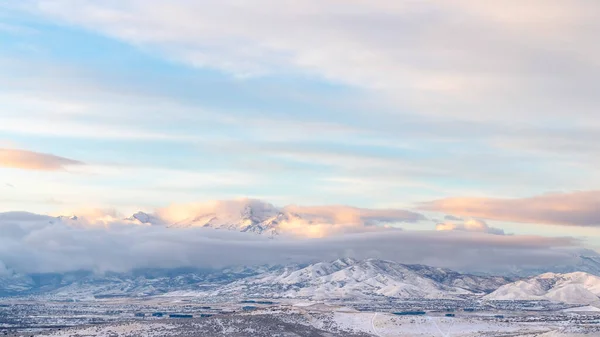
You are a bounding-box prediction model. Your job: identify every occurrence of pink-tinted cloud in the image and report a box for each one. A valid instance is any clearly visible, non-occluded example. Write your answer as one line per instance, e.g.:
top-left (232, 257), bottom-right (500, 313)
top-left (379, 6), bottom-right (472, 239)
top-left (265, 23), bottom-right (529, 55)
top-left (0, 148), bottom-right (83, 171)
top-left (153, 199), bottom-right (424, 238)
top-left (420, 191), bottom-right (600, 227)
top-left (436, 218), bottom-right (505, 235)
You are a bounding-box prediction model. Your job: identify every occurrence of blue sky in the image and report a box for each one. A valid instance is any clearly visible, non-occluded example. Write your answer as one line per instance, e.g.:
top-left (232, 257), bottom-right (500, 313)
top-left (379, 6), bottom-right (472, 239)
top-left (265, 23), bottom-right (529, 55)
top-left (1, 1), bottom-right (600, 248)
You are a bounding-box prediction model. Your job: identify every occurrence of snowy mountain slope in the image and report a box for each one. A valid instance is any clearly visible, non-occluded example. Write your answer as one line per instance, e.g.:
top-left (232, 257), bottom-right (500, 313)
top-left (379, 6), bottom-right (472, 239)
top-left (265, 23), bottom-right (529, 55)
top-left (167, 204), bottom-right (294, 236)
top-left (485, 272), bottom-right (600, 304)
top-left (0, 266), bottom-right (278, 299)
top-left (0, 259), bottom-right (514, 300)
top-left (125, 200), bottom-right (307, 236)
top-left (5, 258), bottom-right (600, 303)
top-left (402, 264), bottom-right (514, 294)
top-left (188, 258), bottom-right (513, 300)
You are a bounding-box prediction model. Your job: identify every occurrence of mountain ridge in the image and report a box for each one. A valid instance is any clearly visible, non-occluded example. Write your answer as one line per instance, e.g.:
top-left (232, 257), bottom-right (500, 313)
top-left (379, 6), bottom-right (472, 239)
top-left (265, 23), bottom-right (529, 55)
top-left (485, 271), bottom-right (600, 304)
top-left (164, 258), bottom-right (514, 300)
top-left (3, 258), bottom-right (600, 306)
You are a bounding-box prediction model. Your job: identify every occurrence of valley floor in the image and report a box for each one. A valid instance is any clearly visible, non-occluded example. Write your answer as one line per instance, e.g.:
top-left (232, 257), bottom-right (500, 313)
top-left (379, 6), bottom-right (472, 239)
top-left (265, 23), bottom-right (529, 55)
top-left (2, 297), bottom-right (600, 337)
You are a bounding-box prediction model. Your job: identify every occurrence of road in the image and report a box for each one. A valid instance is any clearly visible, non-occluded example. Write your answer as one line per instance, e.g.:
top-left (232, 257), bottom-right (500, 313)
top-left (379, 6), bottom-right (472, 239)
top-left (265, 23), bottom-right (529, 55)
top-left (370, 312), bottom-right (382, 337)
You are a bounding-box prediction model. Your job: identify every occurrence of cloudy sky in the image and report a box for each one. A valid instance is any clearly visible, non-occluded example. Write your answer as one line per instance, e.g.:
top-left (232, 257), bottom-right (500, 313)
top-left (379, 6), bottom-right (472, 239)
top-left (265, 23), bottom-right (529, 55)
top-left (1, 1), bottom-right (600, 256)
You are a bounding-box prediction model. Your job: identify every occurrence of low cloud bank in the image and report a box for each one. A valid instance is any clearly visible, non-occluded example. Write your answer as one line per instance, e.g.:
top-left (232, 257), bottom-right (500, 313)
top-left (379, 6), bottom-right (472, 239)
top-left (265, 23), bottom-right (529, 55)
top-left (0, 211), bottom-right (586, 276)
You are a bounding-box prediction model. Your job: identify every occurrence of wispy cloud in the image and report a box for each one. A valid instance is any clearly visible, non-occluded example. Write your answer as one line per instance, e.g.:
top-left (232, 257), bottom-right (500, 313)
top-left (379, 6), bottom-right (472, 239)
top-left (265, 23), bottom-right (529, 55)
top-left (19, 0), bottom-right (600, 123)
top-left (420, 190), bottom-right (600, 227)
top-left (0, 148), bottom-right (83, 171)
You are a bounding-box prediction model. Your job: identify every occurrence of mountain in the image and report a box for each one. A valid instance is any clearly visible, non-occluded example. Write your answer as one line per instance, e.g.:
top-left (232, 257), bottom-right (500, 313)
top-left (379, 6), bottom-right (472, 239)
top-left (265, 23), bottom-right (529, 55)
top-left (0, 266), bottom-right (277, 299)
top-left (485, 272), bottom-right (600, 304)
top-left (505, 251), bottom-right (600, 277)
top-left (7, 258), bottom-right (600, 304)
top-left (173, 258), bottom-right (514, 300)
top-left (0, 259), bottom-right (514, 300)
top-left (166, 201), bottom-right (295, 236)
top-left (125, 211), bottom-right (166, 226)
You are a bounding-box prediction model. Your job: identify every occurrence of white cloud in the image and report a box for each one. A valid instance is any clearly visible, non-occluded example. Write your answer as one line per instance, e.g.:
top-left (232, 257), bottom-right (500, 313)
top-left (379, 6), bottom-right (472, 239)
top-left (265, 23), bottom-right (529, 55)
top-left (18, 0), bottom-right (600, 124)
top-left (436, 218), bottom-right (505, 235)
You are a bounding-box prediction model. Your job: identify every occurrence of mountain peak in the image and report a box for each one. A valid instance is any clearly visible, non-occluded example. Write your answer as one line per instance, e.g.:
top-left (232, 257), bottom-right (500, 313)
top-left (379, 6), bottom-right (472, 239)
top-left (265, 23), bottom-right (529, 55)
top-left (124, 211), bottom-right (165, 226)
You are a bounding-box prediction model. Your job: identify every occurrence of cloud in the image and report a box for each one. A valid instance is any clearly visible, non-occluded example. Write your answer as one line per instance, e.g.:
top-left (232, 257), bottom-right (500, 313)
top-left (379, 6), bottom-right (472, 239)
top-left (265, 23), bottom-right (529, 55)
top-left (3, 1), bottom-right (600, 208)
top-left (0, 148), bottom-right (83, 171)
top-left (282, 204), bottom-right (424, 225)
top-left (17, 0), bottom-right (600, 124)
top-left (420, 190), bottom-right (600, 227)
top-left (155, 198), bottom-right (424, 238)
top-left (0, 210), bottom-right (585, 275)
top-left (436, 218), bottom-right (505, 235)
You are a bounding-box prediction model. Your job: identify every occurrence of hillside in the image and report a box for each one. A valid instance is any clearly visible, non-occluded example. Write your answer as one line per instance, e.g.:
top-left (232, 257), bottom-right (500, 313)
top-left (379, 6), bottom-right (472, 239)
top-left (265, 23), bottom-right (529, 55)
top-left (485, 272), bottom-right (600, 304)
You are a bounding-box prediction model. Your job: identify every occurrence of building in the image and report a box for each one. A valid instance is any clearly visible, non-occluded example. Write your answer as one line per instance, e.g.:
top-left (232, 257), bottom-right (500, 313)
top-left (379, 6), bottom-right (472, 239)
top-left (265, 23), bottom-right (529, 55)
top-left (170, 314), bottom-right (193, 318)
top-left (393, 311), bottom-right (426, 316)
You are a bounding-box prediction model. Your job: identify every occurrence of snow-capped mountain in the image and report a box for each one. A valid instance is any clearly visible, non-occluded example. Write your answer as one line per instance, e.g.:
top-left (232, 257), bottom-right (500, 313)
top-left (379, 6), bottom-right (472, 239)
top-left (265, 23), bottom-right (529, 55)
top-left (179, 258), bottom-right (514, 300)
top-left (166, 201), bottom-right (295, 236)
top-left (0, 259), bottom-right (514, 300)
top-left (485, 272), bottom-right (600, 304)
top-left (125, 211), bottom-right (166, 226)
top-left (5, 258), bottom-right (600, 305)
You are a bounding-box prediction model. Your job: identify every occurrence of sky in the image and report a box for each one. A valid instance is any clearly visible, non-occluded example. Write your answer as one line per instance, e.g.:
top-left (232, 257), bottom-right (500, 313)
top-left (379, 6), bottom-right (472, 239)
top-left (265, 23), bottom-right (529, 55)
top-left (1, 0), bottom-right (600, 261)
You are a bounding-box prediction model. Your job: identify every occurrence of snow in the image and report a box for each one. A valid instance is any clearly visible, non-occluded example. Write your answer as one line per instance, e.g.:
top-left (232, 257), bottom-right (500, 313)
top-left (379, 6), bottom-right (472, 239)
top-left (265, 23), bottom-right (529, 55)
top-left (486, 272), bottom-right (600, 304)
top-left (563, 305), bottom-right (600, 312)
top-left (44, 322), bottom-right (177, 337)
top-left (312, 311), bottom-right (563, 337)
top-left (183, 258), bottom-right (507, 300)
